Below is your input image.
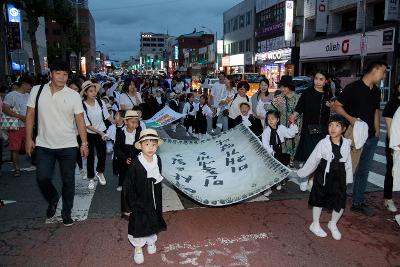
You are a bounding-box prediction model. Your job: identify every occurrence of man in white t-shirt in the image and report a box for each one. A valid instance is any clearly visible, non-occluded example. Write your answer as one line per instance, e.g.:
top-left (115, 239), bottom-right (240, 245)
top-left (2, 76), bottom-right (33, 176)
top-left (210, 72), bottom-right (226, 132)
top-left (25, 61), bottom-right (89, 227)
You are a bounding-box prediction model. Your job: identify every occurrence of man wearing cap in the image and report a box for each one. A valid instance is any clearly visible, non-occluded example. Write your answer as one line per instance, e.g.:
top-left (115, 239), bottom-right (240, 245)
top-left (25, 60), bottom-right (89, 227)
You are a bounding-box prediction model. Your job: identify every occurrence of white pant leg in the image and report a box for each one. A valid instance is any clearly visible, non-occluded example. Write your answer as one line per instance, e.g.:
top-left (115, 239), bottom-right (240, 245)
top-left (128, 234), bottom-right (157, 247)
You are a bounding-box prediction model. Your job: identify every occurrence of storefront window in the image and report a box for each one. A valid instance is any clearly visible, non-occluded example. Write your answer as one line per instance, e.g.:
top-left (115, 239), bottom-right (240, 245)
top-left (341, 9), bottom-right (357, 32)
top-left (257, 2), bottom-right (285, 28)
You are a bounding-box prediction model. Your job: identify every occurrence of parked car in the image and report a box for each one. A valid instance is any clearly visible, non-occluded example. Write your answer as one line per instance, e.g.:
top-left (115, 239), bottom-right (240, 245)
top-left (293, 76), bottom-right (313, 93)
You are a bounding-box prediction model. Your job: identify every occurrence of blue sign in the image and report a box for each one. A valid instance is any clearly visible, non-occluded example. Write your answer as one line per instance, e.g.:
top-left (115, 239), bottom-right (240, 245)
top-left (7, 4), bottom-right (21, 23)
top-left (12, 62), bottom-right (25, 71)
top-left (174, 46), bottom-right (179, 60)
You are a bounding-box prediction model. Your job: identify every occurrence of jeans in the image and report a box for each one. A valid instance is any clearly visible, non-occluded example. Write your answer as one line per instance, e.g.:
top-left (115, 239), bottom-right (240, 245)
top-left (352, 136), bottom-right (379, 205)
top-left (87, 133), bottom-right (106, 179)
top-left (384, 136), bottom-right (393, 199)
top-left (36, 146), bottom-right (77, 216)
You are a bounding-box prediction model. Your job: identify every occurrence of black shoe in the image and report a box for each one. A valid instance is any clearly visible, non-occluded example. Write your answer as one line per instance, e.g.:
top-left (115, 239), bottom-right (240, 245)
top-left (351, 203), bottom-right (376, 217)
top-left (62, 215), bottom-right (74, 227)
top-left (46, 201), bottom-right (58, 219)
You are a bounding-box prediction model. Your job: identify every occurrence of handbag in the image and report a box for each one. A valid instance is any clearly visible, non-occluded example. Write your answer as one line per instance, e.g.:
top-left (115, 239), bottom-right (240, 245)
top-left (0, 110), bottom-right (20, 130)
top-left (307, 93), bottom-right (325, 135)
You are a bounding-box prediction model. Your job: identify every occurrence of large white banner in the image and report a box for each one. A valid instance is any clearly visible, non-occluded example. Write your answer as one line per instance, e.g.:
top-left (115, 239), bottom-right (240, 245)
top-left (159, 124), bottom-right (291, 206)
top-left (300, 27), bottom-right (395, 59)
top-left (144, 106), bottom-right (184, 128)
top-left (316, 0), bottom-right (328, 32)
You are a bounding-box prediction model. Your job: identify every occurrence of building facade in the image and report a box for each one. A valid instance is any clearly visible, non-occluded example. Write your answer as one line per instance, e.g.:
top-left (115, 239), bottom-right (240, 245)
top-left (140, 32), bottom-right (169, 70)
top-left (222, 0), bottom-right (256, 74)
top-left (300, 0), bottom-right (399, 102)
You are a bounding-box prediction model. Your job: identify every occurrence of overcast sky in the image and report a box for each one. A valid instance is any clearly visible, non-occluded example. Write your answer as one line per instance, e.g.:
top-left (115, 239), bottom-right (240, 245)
top-left (89, 0), bottom-right (242, 61)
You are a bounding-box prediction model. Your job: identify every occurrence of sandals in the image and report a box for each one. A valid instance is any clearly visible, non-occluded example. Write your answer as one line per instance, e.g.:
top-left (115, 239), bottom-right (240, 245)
top-left (13, 170), bottom-right (21, 177)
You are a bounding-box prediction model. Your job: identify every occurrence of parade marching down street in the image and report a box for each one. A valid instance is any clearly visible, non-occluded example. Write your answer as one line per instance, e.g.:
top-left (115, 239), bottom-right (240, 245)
top-left (1, 0), bottom-right (400, 267)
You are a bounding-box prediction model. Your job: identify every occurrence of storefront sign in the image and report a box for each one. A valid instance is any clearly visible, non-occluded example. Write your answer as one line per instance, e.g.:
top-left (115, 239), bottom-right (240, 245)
top-left (284, 1), bottom-right (294, 42)
top-left (255, 48), bottom-right (292, 63)
top-left (255, 21), bottom-right (284, 38)
top-left (174, 45), bottom-right (178, 60)
top-left (258, 35), bottom-right (293, 52)
top-left (222, 56), bottom-right (230, 67)
top-left (230, 54), bottom-right (245, 66)
top-left (384, 0), bottom-right (399, 21)
top-left (217, 40), bottom-right (224, 54)
top-left (7, 4), bottom-right (20, 23)
top-left (316, 0), bottom-right (328, 32)
top-left (244, 53), bottom-right (253, 65)
top-left (300, 28), bottom-right (395, 59)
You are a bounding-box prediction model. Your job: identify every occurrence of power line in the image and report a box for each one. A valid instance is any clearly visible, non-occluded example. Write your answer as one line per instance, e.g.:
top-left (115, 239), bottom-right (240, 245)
top-left (91, 0), bottom-right (189, 12)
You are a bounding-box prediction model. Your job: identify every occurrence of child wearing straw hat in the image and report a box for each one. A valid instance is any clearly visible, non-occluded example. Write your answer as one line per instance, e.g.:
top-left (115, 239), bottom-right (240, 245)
top-left (123, 128), bottom-right (166, 264)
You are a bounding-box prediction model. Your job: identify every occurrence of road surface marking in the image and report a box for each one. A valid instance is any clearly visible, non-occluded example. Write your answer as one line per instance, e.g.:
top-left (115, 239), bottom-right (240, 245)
top-left (373, 154), bottom-right (386, 164)
top-left (368, 171), bottom-right (384, 188)
top-left (163, 182), bottom-right (185, 212)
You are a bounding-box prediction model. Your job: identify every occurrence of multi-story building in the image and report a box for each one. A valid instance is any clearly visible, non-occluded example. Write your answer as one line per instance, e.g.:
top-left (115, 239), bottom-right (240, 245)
top-left (140, 32), bottom-right (169, 70)
top-left (45, 1), bottom-right (96, 75)
top-left (300, 0), bottom-right (399, 102)
top-left (222, 0), bottom-right (256, 74)
top-left (253, 0), bottom-right (303, 88)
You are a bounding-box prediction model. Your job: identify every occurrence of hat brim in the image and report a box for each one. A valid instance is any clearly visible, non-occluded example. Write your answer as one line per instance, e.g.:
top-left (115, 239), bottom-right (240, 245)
top-left (124, 116), bottom-right (140, 120)
top-left (134, 138), bottom-right (163, 150)
top-left (80, 83), bottom-right (101, 97)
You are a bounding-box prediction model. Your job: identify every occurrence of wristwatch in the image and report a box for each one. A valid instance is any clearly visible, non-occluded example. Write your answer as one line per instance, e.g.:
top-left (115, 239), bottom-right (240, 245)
top-left (81, 142), bottom-right (89, 147)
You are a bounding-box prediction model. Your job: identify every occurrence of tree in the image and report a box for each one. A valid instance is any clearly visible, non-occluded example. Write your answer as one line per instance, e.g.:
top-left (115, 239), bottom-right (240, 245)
top-left (0, 3), bottom-right (7, 86)
top-left (10, 0), bottom-right (51, 76)
top-left (67, 25), bottom-right (88, 74)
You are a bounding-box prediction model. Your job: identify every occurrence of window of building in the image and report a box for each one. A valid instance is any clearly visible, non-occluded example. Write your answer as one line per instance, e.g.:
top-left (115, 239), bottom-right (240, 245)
top-left (143, 38), bottom-right (150, 42)
top-left (246, 11), bottom-right (252, 26)
top-left (239, 15), bottom-right (245, 28)
top-left (373, 1), bottom-right (385, 26)
top-left (224, 23), bottom-right (226, 34)
top-left (256, 1), bottom-right (285, 28)
top-left (150, 43), bottom-right (156, 47)
top-left (157, 43), bottom-right (164, 47)
top-left (239, 40), bottom-right (244, 53)
top-left (245, 39), bottom-right (251, 52)
top-left (341, 9), bottom-right (357, 32)
top-left (152, 48), bottom-right (156, 52)
top-left (233, 16), bottom-right (238, 31)
top-left (143, 43), bottom-right (150, 47)
top-left (157, 38), bottom-right (164, 42)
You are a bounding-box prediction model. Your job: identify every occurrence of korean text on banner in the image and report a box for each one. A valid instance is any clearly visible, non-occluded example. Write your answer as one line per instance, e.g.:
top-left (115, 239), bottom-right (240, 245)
top-left (159, 124), bottom-right (291, 206)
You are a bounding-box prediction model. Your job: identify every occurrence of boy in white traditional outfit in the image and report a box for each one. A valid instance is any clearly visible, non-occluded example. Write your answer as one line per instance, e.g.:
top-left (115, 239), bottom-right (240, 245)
top-left (123, 129), bottom-right (166, 264)
top-left (389, 106), bottom-right (400, 226)
top-left (297, 114), bottom-right (353, 240)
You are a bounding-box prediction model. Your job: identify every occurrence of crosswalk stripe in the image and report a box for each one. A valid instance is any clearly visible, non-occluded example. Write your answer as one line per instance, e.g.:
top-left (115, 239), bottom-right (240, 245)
top-left (378, 141), bottom-right (385, 147)
top-left (368, 171), bottom-right (385, 188)
top-left (373, 154), bottom-right (387, 164)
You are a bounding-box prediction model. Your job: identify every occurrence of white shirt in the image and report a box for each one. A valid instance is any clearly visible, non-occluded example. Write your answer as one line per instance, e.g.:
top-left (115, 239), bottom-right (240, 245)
top-left (210, 82), bottom-right (226, 107)
top-left (124, 128), bottom-right (137, 145)
top-left (228, 95), bottom-right (252, 119)
top-left (119, 92), bottom-right (142, 110)
top-left (3, 90), bottom-right (30, 127)
top-left (27, 83), bottom-right (84, 149)
top-left (261, 124), bottom-right (299, 155)
top-left (83, 100), bottom-right (110, 134)
top-left (173, 82), bottom-right (184, 94)
top-left (220, 88), bottom-right (237, 112)
top-left (183, 102), bottom-right (196, 116)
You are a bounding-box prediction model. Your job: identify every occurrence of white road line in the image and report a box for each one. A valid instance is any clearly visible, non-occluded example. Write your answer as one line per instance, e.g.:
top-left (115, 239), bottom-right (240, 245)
top-left (381, 129), bottom-right (387, 133)
top-left (378, 141), bottom-right (385, 148)
top-left (46, 162), bottom-right (97, 224)
top-left (368, 171), bottom-right (385, 188)
top-left (163, 182), bottom-right (185, 212)
top-left (373, 154), bottom-right (387, 164)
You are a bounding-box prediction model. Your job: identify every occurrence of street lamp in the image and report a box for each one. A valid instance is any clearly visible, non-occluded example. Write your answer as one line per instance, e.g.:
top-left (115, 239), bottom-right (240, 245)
top-left (201, 26), bottom-right (218, 73)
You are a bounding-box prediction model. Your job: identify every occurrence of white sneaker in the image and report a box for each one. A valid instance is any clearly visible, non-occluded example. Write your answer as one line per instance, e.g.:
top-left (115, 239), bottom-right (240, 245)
top-left (276, 184), bottom-right (282, 190)
top-left (327, 221), bottom-right (342, 240)
top-left (300, 181), bottom-right (308, 192)
top-left (96, 173), bottom-right (106, 185)
top-left (88, 179), bottom-right (95, 190)
top-left (116, 186), bottom-right (122, 192)
top-left (80, 169), bottom-right (87, 179)
top-left (384, 199), bottom-right (398, 212)
top-left (211, 129), bottom-right (215, 133)
top-left (395, 214), bottom-right (400, 226)
top-left (22, 166), bottom-right (36, 171)
top-left (147, 244), bottom-right (157, 254)
top-left (309, 222), bottom-right (327, 238)
top-left (263, 189), bottom-right (272, 197)
top-left (134, 247), bottom-right (144, 264)
top-left (186, 132), bottom-right (190, 136)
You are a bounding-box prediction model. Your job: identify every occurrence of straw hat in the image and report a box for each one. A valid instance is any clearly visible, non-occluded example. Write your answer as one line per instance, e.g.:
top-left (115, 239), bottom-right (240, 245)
top-left (80, 81), bottom-right (101, 97)
top-left (134, 128), bottom-right (164, 150)
top-left (124, 110), bottom-right (140, 120)
top-left (169, 92), bottom-right (177, 99)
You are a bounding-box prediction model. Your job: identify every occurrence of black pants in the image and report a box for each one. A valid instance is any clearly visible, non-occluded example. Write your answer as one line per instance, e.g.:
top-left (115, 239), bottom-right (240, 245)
top-left (36, 147), bottom-right (77, 216)
top-left (384, 136), bottom-right (393, 199)
top-left (76, 136), bottom-right (83, 169)
top-left (87, 133), bottom-right (106, 179)
top-left (212, 114), bottom-right (218, 129)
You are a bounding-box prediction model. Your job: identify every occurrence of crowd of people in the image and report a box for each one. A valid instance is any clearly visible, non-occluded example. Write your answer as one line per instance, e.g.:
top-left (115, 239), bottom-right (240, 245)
top-left (0, 60), bottom-right (399, 264)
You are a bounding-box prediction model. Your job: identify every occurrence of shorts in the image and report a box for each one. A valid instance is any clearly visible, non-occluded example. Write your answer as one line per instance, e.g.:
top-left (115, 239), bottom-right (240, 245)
top-left (9, 127), bottom-right (26, 151)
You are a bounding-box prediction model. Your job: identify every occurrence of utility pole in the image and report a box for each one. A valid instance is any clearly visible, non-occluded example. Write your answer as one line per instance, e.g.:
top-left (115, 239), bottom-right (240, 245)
top-left (360, 0), bottom-right (367, 74)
